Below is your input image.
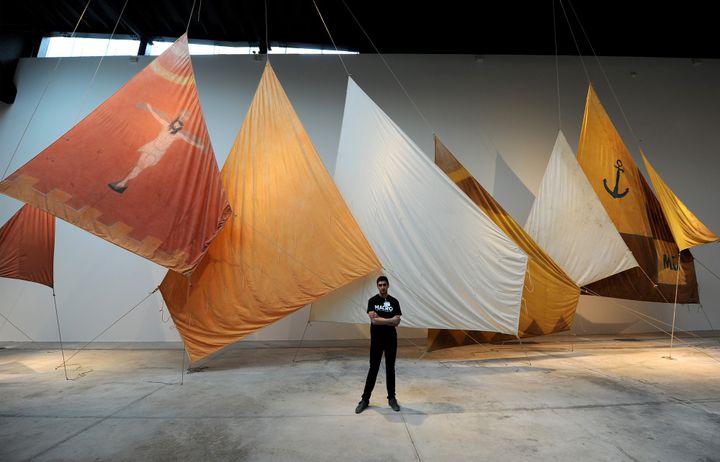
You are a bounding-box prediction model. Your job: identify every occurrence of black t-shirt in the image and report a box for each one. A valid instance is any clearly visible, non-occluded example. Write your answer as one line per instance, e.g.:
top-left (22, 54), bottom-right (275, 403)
top-left (367, 294), bottom-right (402, 330)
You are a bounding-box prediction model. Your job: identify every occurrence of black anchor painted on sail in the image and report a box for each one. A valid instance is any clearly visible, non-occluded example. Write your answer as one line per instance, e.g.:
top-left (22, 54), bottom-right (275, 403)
top-left (603, 159), bottom-right (629, 198)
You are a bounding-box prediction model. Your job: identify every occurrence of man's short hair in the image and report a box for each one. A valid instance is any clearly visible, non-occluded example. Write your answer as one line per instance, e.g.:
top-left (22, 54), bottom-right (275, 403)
top-left (376, 276), bottom-right (389, 285)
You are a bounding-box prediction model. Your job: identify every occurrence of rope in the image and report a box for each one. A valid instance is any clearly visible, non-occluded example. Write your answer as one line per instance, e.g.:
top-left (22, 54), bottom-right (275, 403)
top-left (591, 294), bottom-right (717, 348)
top-left (565, 0), bottom-right (642, 149)
top-left (337, 0), bottom-right (520, 189)
top-left (186, 0), bottom-right (198, 33)
top-left (515, 335), bottom-right (533, 367)
top-left (698, 303), bottom-right (716, 332)
top-left (695, 256), bottom-right (720, 282)
top-left (552, 0), bottom-right (562, 130)
top-left (183, 274), bottom-right (194, 328)
top-left (458, 329), bottom-right (498, 356)
top-left (556, 0), bottom-right (592, 85)
top-left (401, 334), bottom-right (428, 360)
top-left (180, 344), bottom-right (186, 385)
top-left (562, 0), bottom-right (717, 342)
top-left (56, 286), bottom-right (160, 369)
top-left (669, 254), bottom-right (682, 356)
top-left (264, 0), bottom-right (270, 58)
top-left (312, 0), bottom-right (351, 76)
top-left (340, 0), bottom-right (434, 135)
top-left (581, 287), bottom-right (700, 340)
top-left (159, 296), bottom-right (172, 323)
top-left (292, 320), bottom-right (311, 362)
top-left (180, 274), bottom-right (192, 379)
top-left (524, 270), bottom-right (535, 293)
top-left (635, 261), bottom-right (670, 303)
top-left (558, 1), bottom-right (679, 305)
top-left (51, 288), bottom-right (69, 380)
top-left (1, 0), bottom-right (94, 180)
top-left (581, 287), bottom-right (720, 365)
top-left (72, 0), bottom-right (130, 125)
top-left (0, 284), bottom-right (28, 338)
top-left (0, 308), bottom-right (34, 341)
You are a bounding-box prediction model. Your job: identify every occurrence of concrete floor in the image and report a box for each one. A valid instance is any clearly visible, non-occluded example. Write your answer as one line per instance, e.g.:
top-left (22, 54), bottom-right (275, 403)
top-left (1, 335), bottom-right (719, 461)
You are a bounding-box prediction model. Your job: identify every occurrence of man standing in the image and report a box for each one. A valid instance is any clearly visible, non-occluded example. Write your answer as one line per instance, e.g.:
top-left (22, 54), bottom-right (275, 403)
top-left (356, 275), bottom-right (402, 414)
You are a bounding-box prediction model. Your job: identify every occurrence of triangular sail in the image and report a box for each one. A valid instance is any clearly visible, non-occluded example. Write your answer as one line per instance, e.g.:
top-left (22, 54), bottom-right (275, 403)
top-left (641, 152), bottom-right (718, 251)
top-left (577, 85), bottom-right (699, 303)
top-left (160, 64), bottom-right (381, 363)
top-left (524, 130), bottom-right (638, 286)
top-left (310, 79), bottom-right (528, 334)
top-left (0, 204), bottom-right (54, 288)
top-left (427, 137), bottom-right (580, 351)
top-left (0, 35), bottom-right (230, 275)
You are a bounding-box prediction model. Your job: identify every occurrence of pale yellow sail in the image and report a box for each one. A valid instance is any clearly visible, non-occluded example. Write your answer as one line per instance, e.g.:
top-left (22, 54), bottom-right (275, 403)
top-left (642, 151), bottom-right (718, 251)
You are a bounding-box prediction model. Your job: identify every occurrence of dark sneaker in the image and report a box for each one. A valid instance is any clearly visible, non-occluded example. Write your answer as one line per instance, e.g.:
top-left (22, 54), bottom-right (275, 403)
top-left (389, 398), bottom-right (400, 412)
top-left (355, 400), bottom-right (369, 414)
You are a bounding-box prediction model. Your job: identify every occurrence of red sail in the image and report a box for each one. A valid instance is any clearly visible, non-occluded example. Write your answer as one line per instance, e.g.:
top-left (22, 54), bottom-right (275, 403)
top-left (0, 35), bottom-right (230, 275)
top-left (0, 204), bottom-right (55, 288)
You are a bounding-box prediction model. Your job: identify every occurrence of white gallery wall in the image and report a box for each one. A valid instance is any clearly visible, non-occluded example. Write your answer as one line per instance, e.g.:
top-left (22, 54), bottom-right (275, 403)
top-left (0, 52), bottom-right (718, 343)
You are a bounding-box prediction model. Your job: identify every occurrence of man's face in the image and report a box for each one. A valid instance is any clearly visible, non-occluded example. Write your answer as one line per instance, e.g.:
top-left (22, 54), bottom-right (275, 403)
top-left (377, 280), bottom-right (389, 296)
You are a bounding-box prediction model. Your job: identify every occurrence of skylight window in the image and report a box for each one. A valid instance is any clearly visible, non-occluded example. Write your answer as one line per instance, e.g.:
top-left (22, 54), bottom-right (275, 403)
top-left (39, 36), bottom-right (140, 58)
top-left (271, 46), bottom-right (357, 55)
top-left (147, 41), bottom-right (253, 56)
top-left (38, 35), bottom-right (358, 58)
top-left (148, 41), bottom-right (359, 56)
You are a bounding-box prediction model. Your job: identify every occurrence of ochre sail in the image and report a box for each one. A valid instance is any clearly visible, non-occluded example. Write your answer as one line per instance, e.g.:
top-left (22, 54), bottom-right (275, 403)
top-left (160, 64), bottom-right (380, 363)
top-left (641, 152), bottom-right (718, 251)
top-left (577, 85), bottom-right (698, 303)
top-left (0, 204), bottom-right (54, 288)
top-left (0, 35), bottom-right (231, 275)
top-left (427, 137), bottom-right (580, 351)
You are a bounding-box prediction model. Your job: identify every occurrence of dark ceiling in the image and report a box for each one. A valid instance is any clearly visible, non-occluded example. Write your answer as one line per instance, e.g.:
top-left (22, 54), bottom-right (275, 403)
top-left (0, 0), bottom-right (716, 102)
top-left (1, 0), bottom-right (717, 58)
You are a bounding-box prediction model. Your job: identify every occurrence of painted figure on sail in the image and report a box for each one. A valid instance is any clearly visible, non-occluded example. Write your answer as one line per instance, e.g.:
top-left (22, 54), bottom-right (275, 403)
top-left (577, 85), bottom-right (699, 303)
top-left (108, 103), bottom-right (206, 194)
top-left (0, 34), bottom-right (231, 274)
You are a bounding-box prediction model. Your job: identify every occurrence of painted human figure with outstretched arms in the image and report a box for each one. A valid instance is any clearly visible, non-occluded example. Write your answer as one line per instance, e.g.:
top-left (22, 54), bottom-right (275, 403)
top-left (108, 102), bottom-right (206, 194)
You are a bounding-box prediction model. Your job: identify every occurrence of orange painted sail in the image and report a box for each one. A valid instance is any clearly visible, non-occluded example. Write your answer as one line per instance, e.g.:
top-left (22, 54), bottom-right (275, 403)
top-left (577, 85), bottom-right (698, 303)
top-left (428, 137), bottom-right (580, 350)
top-left (0, 35), bottom-right (231, 275)
top-left (641, 152), bottom-right (718, 251)
top-left (160, 63), bottom-right (380, 363)
top-left (0, 204), bottom-right (54, 288)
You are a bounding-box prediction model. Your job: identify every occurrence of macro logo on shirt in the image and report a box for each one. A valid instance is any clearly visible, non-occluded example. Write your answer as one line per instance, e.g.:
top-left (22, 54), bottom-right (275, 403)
top-left (374, 301), bottom-right (393, 312)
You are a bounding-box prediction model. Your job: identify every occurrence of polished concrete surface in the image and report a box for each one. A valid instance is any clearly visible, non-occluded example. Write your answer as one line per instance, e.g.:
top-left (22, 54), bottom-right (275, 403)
top-left (1, 334), bottom-right (719, 461)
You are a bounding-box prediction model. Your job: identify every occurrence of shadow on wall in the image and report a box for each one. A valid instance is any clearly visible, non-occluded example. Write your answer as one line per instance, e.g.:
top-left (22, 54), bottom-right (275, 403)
top-left (492, 152), bottom-right (535, 225)
top-left (569, 312), bottom-right (638, 336)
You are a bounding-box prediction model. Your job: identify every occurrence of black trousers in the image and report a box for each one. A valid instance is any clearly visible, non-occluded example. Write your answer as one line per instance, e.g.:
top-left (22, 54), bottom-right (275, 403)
top-left (361, 327), bottom-right (397, 401)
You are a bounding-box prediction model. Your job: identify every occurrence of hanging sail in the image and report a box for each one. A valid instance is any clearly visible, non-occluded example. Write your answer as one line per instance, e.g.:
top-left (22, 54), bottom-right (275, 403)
top-left (0, 204), bottom-right (54, 288)
top-left (577, 85), bottom-right (699, 303)
top-left (524, 130), bottom-right (638, 286)
top-left (427, 137), bottom-right (580, 351)
top-left (160, 63), bottom-right (380, 363)
top-left (0, 35), bottom-right (231, 275)
top-left (310, 78), bottom-right (528, 334)
top-left (641, 152), bottom-right (718, 251)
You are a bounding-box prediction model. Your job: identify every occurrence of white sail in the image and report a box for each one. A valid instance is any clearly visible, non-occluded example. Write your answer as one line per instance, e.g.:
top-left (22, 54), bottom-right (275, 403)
top-left (310, 78), bottom-right (528, 335)
top-left (524, 130), bottom-right (638, 286)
